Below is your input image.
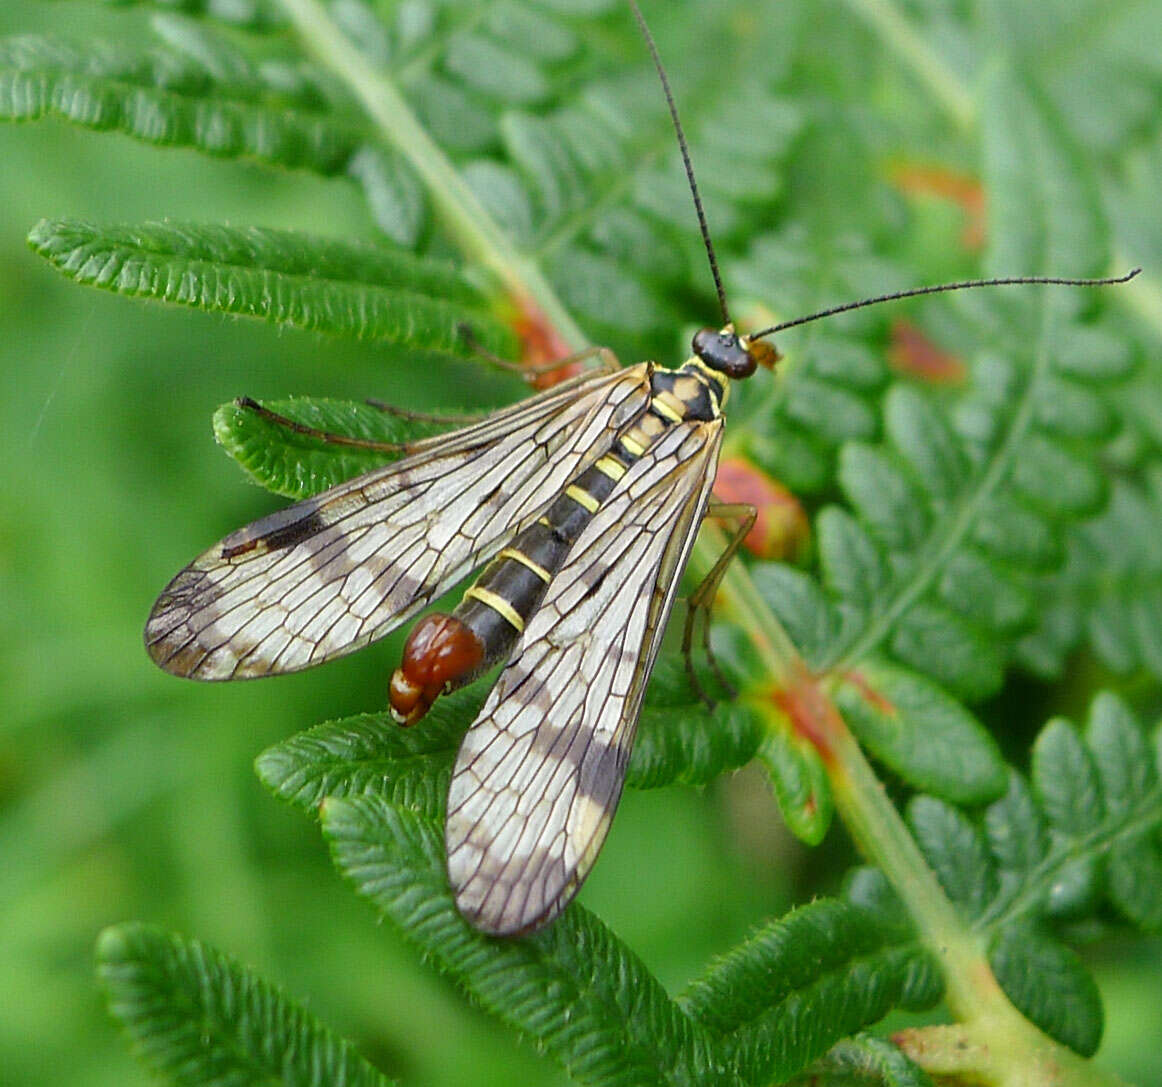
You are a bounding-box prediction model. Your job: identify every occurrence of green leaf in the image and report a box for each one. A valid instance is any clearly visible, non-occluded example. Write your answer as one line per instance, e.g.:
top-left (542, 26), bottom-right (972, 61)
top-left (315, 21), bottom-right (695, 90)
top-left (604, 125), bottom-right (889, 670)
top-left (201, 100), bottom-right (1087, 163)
top-left (28, 219), bottom-right (517, 358)
top-left (749, 564), bottom-right (843, 668)
top-left (1018, 471), bottom-right (1162, 680)
top-left (1033, 374), bottom-right (1114, 440)
top-left (1052, 323), bottom-right (1136, 383)
top-left (937, 549), bottom-right (1032, 634)
top-left (681, 898), bottom-right (941, 1084)
top-left (779, 375), bottom-right (878, 446)
top-left (485, 2), bottom-right (580, 63)
top-left (831, 661), bottom-right (1006, 805)
top-left (464, 159), bottom-right (538, 247)
top-left (843, 868), bottom-right (909, 938)
top-left (756, 724), bottom-right (833, 846)
top-left (323, 796), bottom-right (707, 1087)
top-left (346, 145), bottom-right (427, 248)
top-left (817, 507), bottom-right (888, 612)
top-left (979, 64), bottom-right (1105, 283)
top-left (1009, 432), bottom-right (1107, 519)
top-left (906, 695), bottom-right (1162, 1052)
top-left (908, 796), bottom-right (997, 920)
top-left (888, 601), bottom-right (1004, 702)
top-left (970, 496), bottom-right (1061, 570)
top-left (737, 65), bottom-right (1135, 773)
top-left (0, 32), bottom-right (360, 174)
top-left (548, 245), bottom-right (676, 339)
top-left (883, 385), bottom-right (969, 502)
top-left (1106, 831), bottom-right (1162, 929)
top-left (212, 396), bottom-right (449, 499)
top-left (984, 771), bottom-right (1047, 876)
top-left (1086, 691), bottom-right (1159, 816)
top-left (324, 794), bottom-right (941, 1087)
top-left (988, 925), bottom-right (1104, 1058)
top-left (833, 443), bottom-right (929, 555)
top-left (255, 689), bottom-right (483, 817)
top-left (6, 0), bottom-right (1162, 1083)
top-left (444, 33), bottom-right (549, 105)
top-left (629, 656), bottom-right (765, 789)
top-left (96, 922), bottom-right (396, 1086)
top-left (1032, 719), bottom-right (1104, 838)
top-left (83, 0), bottom-right (285, 32)
top-left (812, 1034), bottom-right (935, 1087)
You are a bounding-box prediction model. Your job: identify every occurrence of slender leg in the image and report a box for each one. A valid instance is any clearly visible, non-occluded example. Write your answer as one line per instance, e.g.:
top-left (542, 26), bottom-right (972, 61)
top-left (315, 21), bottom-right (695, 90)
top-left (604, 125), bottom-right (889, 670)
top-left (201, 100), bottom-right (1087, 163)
top-left (457, 322), bottom-right (619, 380)
top-left (364, 400), bottom-right (488, 426)
top-left (519, 345), bottom-right (620, 379)
top-left (683, 500), bottom-right (756, 707)
top-left (364, 342), bottom-right (622, 426)
top-left (234, 397), bottom-right (409, 453)
top-left (239, 340), bottom-right (623, 453)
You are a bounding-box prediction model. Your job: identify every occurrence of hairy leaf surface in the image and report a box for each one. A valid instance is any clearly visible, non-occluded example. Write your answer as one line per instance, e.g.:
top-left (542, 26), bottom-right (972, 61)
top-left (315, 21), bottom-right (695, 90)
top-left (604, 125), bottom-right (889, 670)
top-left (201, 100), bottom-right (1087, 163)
top-left (96, 922), bottom-right (396, 1086)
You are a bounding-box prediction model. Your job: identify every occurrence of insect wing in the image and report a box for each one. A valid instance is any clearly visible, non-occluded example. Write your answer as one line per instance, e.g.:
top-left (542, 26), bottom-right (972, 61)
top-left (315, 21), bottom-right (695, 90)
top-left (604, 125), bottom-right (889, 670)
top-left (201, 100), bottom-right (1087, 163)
top-left (446, 417), bottom-right (724, 935)
top-left (146, 365), bottom-right (651, 680)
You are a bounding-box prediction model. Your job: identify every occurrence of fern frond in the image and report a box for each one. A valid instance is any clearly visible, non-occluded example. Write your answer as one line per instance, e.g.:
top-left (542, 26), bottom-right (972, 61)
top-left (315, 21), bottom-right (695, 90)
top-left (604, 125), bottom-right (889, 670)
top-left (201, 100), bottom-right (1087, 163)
top-left (681, 894), bottom-right (939, 1086)
top-left (949, 0), bottom-right (1162, 158)
top-left (1018, 469), bottom-right (1162, 680)
top-left (257, 660), bottom-right (766, 815)
top-left (629, 656), bottom-right (765, 789)
top-left (5, 3), bottom-right (811, 343)
top-left (77, 0), bottom-right (285, 32)
top-left (798, 1034), bottom-right (935, 1087)
top-left (731, 70), bottom-right (1138, 814)
top-left (487, 53), bottom-right (805, 346)
top-left (907, 692), bottom-right (1162, 1055)
top-left (256, 689), bottom-right (481, 816)
top-left (729, 231), bottom-right (900, 490)
top-left (323, 794), bottom-right (940, 1087)
top-left (324, 795), bottom-right (707, 1087)
top-left (96, 922), bottom-right (396, 1085)
top-left (211, 396), bottom-right (453, 498)
top-left (0, 22), bottom-right (438, 243)
top-left (27, 218), bottom-right (517, 357)
top-left (0, 29), bottom-right (358, 165)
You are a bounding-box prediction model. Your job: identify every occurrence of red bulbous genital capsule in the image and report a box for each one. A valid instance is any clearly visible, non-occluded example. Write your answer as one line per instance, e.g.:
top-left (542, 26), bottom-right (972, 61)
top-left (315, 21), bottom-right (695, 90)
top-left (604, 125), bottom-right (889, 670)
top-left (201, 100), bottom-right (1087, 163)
top-left (389, 613), bottom-right (484, 726)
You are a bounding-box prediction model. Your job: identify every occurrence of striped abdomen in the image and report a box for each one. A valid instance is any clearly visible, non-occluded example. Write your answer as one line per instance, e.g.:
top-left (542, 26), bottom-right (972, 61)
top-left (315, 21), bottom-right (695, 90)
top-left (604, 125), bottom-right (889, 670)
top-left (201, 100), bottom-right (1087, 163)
top-left (388, 362), bottom-right (723, 725)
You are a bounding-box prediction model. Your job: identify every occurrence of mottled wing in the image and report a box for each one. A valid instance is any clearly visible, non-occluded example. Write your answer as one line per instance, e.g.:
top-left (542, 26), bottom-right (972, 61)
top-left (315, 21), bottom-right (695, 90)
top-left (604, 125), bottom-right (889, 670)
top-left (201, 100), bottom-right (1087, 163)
top-left (146, 365), bottom-right (651, 679)
top-left (446, 417), bottom-right (724, 935)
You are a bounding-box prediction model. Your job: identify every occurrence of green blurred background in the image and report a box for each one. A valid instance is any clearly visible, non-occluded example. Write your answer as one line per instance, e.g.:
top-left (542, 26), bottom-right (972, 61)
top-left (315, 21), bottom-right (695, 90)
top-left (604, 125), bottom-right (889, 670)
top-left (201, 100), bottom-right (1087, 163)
top-left (1, 1), bottom-right (1160, 1084)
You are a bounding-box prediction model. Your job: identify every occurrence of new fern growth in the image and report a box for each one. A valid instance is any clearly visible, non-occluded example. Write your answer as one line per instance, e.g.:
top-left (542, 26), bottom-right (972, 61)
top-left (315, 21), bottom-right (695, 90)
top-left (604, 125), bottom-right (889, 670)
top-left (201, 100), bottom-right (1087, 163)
top-left (4, 0), bottom-right (1161, 1085)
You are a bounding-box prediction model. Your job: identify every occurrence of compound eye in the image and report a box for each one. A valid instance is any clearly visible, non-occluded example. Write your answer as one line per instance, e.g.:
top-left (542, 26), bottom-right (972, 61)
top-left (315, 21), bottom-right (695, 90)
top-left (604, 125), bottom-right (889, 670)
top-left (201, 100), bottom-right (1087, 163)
top-left (692, 327), bottom-right (757, 378)
top-left (691, 327), bottom-right (718, 359)
top-left (727, 345), bottom-right (758, 378)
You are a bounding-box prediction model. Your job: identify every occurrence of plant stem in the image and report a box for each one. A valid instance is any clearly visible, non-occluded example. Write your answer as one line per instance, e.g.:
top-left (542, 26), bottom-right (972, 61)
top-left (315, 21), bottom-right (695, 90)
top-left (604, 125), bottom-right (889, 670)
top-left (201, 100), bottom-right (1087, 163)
top-left (841, 0), bottom-right (974, 131)
top-left (276, 0), bottom-right (589, 352)
top-left (701, 538), bottom-right (1119, 1087)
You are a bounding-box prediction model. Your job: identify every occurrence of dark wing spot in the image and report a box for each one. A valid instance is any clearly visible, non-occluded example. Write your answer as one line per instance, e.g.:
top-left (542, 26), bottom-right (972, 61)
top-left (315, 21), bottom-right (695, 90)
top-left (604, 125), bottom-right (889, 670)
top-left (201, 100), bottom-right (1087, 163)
top-left (220, 507), bottom-right (328, 559)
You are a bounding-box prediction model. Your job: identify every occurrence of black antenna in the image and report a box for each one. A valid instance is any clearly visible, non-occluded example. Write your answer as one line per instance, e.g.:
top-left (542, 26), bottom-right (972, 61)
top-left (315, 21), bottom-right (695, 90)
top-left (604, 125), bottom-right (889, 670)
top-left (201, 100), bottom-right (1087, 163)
top-left (627, 0), bottom-right (732, 329)
top-left (751, 268), bottom-right (1142, 339)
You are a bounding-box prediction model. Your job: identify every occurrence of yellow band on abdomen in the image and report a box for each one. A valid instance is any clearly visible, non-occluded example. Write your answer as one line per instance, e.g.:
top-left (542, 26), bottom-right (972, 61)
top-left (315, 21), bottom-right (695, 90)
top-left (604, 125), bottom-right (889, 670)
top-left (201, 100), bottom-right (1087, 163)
top-left (464, 586), bottom-right (525, 631)
top-left (565, 484), bottom-right (600, 513)
top-left (498, 547), bottom-right (552, 583)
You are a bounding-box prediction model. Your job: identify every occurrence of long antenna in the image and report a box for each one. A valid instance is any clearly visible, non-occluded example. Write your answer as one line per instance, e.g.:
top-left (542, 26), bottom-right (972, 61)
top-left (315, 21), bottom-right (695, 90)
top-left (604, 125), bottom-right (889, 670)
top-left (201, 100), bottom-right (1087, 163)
top-left (627, 0), bottom-right (731, 329)
top-left (751, 268), bottom-right (1142, 339)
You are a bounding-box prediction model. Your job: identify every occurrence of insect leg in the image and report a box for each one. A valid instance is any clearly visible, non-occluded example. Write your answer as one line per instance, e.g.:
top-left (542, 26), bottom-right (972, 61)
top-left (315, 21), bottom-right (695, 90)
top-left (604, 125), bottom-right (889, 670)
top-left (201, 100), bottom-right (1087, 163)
top-left (457, 323), bottom-right (620, 381)
top-left (682, 500), bottom-right (756, 706)
top-left (234, 397), bottom-right (410, 452)
top-left (363, 400), bottom-right (489, 426)
top-left (367, 342), bottom-right (625, 426)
